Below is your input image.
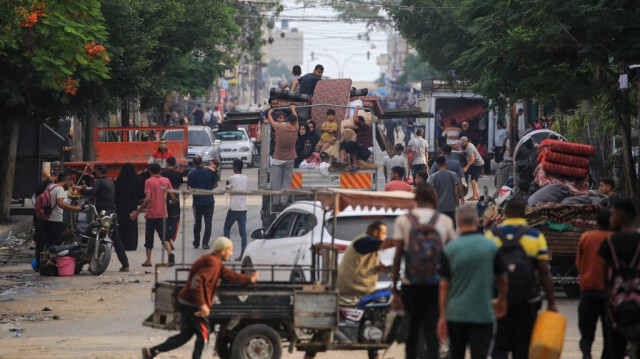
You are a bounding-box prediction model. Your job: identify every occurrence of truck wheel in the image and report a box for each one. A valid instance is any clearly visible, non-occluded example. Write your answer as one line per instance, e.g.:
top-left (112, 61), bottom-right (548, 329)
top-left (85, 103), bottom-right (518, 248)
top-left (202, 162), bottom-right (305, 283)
top-left (241, 257), bottom-right (254, 276)
top-left (232, 324), bottom-right (282, 359)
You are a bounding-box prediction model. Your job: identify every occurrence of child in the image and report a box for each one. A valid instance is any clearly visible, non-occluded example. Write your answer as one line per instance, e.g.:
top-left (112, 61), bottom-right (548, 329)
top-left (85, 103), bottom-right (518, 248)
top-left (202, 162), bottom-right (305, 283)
top-left (314, 110), bottom-right (338, 152)
top-left (599, 177), bottom-right (621, 206)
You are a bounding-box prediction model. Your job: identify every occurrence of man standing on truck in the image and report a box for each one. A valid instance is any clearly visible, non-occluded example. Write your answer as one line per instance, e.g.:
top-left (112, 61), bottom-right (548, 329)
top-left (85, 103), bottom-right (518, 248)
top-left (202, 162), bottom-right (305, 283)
top-left (142, 236), bottom-right (258, 359)
top-left (187, 155), bottom-right (219, 249)
top-left (291, 64), bottom-right (324, 96)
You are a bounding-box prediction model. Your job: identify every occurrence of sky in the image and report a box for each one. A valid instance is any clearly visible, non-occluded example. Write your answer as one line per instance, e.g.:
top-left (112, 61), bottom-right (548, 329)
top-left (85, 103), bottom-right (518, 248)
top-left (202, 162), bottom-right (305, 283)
top-left (275, 1), bottom-right (392, 82)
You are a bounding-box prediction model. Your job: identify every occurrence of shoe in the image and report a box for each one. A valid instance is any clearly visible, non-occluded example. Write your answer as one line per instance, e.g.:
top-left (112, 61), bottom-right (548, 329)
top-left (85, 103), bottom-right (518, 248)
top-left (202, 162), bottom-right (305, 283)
top-left (192, 242), bottom-right (199, 249)
top-left (332, 160), bottom-right (347, 168)
top-left (141, 348), bottom-right (155, 359)
top-left (119, 266), bottom-right (130, 272)
top-left (234, 256), bottom-right (242, 261)
top-left (168, 253), bottom-right (175, 266)
top-left (202, 244), bottom-right (210, 250)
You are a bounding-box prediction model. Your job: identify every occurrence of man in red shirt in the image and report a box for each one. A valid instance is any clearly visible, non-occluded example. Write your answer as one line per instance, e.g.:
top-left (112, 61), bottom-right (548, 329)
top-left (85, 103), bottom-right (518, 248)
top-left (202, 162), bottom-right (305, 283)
top-left (142, 236), bottom-right (258, 359)
top-left (148, 138), bottom-right (174, 168)
top-left (131, 163), bottom-right (177, 266)
top-left (384, 166), bottom-right (412, 192)
top-left (576, 209), bottom-right (612, 359)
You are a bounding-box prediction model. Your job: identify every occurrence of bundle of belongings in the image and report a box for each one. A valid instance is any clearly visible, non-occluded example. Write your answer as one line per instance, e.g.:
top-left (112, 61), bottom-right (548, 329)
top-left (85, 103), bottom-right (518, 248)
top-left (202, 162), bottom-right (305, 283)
top-left (533, 139), bottom-right (595, 196)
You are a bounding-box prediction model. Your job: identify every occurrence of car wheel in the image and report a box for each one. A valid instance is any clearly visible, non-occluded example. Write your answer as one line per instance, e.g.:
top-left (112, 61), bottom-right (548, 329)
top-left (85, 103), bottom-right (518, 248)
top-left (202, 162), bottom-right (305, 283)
top-left (231, 324), bottom-right (282, 359)
top-left (241, 257), bottom-right (253, 276)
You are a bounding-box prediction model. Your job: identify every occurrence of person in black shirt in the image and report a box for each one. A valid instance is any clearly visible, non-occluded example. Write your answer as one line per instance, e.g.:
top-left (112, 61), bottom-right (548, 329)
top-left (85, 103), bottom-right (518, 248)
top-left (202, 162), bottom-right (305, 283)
top-left (191, 104), bottom-right (204, 126)
top-left (78, 164), bottom-right (130, 272)
top-left (33, 170), bottom-right (53, 272)
top-left (62, 129), bottom-right (74, 162)
top-left (598, 199), bottom-right (640, 359)
top-left (161, 157), bottom-right (184, 247)
top-left (291, 64), bottom-right (324, 96)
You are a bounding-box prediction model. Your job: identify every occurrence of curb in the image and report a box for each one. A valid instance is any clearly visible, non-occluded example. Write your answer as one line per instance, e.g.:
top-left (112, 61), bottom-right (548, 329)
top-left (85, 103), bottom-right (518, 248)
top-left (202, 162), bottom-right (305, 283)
top-left (0, 216), bottom-right (33, 240)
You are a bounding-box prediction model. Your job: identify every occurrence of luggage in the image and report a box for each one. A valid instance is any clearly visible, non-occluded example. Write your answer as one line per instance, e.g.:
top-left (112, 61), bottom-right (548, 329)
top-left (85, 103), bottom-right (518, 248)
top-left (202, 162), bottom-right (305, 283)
top-left (529, 310), bottom-right (567, 359)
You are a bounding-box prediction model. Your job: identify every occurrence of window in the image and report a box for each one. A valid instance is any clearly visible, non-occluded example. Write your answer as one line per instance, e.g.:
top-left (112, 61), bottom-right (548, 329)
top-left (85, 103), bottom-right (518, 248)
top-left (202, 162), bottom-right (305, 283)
top-left (324, 215), bottom-right (398, 241)
top-left (216, 130), bottom-right (248, 141)
top-left (292, 213), bottom-right (316, 237)
top-left (267, 213), bottom-right (297, 239)
top-left (163, 130), bottom-right (211, 146)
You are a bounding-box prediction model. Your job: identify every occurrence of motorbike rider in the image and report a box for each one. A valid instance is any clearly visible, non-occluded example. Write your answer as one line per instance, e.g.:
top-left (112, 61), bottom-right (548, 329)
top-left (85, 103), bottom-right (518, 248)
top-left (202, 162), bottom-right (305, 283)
top-left (306, 221), bottom-right (398, 359)
top-left (77, 164), bottom-right (130, 272)
top-left (148, 138), bottom-right (174, 168)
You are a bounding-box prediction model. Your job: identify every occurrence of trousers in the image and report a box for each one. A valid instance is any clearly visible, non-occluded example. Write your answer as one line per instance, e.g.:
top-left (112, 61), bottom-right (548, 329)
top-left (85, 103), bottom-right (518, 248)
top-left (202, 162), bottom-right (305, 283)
top-left (402, 284), bottom-right (440, 359)
top-left (271, 160), bottom-right (294, 204)
top-left (153, 303), bottom-right (210, 359)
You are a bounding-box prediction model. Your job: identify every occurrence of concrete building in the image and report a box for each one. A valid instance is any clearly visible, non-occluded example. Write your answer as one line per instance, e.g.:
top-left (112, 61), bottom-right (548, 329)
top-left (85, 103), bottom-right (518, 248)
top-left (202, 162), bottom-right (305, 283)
top-left (267, 20), bottom-right (304, 70)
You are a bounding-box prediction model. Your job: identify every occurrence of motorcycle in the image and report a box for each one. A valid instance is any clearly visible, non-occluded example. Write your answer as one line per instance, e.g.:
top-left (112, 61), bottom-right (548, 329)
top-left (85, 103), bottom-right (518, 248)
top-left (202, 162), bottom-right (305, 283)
top-left (338, 289), bottom-right (392, 345)
top-left (50, 205), bottom-right (113, 275)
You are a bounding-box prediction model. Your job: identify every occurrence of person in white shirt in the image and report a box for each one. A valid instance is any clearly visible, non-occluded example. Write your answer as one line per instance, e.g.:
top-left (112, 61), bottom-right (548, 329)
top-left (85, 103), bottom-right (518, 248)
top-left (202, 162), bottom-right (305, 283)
top-left (407, 128), bottom-right (429, 178)
top-left (224, 159), bottom-right (249, 261)
top-left (203, 107), bottom-right (212, 126)
top-left (382, 143), bottom-right (409, 183)
top-left (494, 120), bottom-right (508, 164)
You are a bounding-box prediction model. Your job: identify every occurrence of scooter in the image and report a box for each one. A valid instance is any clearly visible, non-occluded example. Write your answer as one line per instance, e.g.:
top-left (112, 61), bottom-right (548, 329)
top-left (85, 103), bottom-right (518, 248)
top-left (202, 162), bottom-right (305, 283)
top-left (50, 205), bottom-right (113, 275)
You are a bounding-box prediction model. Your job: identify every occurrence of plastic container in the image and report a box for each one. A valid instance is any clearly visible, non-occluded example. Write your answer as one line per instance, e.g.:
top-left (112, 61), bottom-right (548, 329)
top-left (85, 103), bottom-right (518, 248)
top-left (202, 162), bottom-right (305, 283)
top-left (529, 310), bottom-right (567, 359)
top-left (56, 256), bottom-right (76, 277)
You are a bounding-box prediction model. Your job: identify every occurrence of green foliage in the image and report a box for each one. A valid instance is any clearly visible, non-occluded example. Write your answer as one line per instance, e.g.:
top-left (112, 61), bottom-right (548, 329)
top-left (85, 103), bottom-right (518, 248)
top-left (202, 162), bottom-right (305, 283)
top-left (267, 59), bottom-right (291, 78)
top-left (397, 53), bottom-right (439, 84)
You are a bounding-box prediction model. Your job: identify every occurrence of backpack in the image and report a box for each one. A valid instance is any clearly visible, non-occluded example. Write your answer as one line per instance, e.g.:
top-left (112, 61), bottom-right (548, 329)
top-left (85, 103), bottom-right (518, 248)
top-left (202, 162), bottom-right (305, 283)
top-left (34, 184), bottom-right (58, 220)
top-left (606, 236), bottom-right (640, 342)
top-left (404, 212), bottom-right (442, 285)
top-left (493, 226), bottom-right (539, 305)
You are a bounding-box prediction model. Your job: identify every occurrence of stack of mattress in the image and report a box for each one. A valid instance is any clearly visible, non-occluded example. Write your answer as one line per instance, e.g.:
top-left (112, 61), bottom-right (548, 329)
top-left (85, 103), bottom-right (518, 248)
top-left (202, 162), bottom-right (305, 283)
top-left (536, 139), bottom-right (594, 179)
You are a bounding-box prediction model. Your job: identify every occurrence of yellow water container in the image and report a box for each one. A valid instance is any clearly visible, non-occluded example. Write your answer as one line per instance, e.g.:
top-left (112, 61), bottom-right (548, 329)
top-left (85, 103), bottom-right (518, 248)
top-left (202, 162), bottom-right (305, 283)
top-left (529, 310), bottom-right (567, 359)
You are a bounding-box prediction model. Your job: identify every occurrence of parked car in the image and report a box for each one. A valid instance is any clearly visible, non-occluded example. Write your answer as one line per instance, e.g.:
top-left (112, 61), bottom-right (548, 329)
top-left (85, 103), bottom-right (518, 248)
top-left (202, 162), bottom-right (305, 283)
top-left (242, 201), bottom-right (404, 284)
top-left (215, 128), bottom-right (257, 168)
top-left (163, 126), bottom-right (221, 173)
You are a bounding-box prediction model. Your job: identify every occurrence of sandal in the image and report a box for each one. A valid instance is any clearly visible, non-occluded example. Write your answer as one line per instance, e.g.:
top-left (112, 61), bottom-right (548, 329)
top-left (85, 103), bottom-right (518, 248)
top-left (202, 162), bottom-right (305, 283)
top-left (141, 262), bottom-right (152, 267)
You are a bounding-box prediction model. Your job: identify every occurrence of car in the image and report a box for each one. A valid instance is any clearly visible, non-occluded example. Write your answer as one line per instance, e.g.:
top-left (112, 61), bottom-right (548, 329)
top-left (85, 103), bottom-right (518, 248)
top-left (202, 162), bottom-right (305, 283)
top-left (242, 201), bottom-right (405, 284)
top-left (215, 128), bottom-right (257, 168)
top-left (163, 126), bottom-right (221, 173)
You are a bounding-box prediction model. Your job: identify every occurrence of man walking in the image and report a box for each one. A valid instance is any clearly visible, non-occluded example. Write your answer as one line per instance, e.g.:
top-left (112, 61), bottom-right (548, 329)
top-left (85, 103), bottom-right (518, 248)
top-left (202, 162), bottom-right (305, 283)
top-left (78, 164), bottom-right (130, 272)
top-left (428, 156), bottom-right (461, 223)
top-left (576, 209), bottom-right (611, 359)
top-left (161, 157), bottom-right (183, 247)
top-left (391, 184), bottom-right (456, 359)
top-left (598, 199), bottom-right (640, 359)
top-left (437, 205), bottom-right (508, 359)
top-left (187, 155), bottom-right (218, 249)
top-left (131, 163), bottom-right (177, 267)
top-left (494, 120), bottom-right (508, 164)
top-left (429, 144), bottom-right (464, 180)
top-left (224, 160), bottom-right (248, 261)
top-left (485, 197), bottom-right (557, 359)
top-left (142, 236), bottom-right (258, 359)
top-left (384, 166), bottom-right (412, 192)
top-left (407, 128), bottom-right (429, 177)
top-left (382, 143), bottom-right (408, 183)
top-left (460, 136), bottom-right (485, 201)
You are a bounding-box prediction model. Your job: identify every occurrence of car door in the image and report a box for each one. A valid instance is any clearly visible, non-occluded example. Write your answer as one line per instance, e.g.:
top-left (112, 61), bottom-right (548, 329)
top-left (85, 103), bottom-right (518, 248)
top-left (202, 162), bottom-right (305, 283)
top-left (249, 212), bottom-right (297, 279)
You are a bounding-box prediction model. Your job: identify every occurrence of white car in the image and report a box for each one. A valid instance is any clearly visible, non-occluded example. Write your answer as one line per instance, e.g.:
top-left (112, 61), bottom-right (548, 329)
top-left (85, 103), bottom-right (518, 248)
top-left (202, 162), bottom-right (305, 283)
top-left (242, 201), bottom-right (405, 283)
top-left (215, 128), bottom-right (257, 168)
top-left (163, 126), bottom-right (221, 173)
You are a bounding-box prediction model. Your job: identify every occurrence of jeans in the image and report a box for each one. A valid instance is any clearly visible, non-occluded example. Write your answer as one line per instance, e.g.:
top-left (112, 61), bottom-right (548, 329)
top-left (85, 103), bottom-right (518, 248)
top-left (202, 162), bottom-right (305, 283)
top-left (223, 210), bottom-right (247, 257)
top-left (193, 204), bottom-right (214, 247)
top-left (402, 284), bottom-right (440, 359)
top-left (493, 302), bottom-right (538, 359)
top-left (153, 303), bottom-right (210, 359)
top-left (448, 321), bottom-right (495, 359)
top-left (579, 295), bottom-right (609, 359)
top-left (271, 160), bottom-right (294, 204)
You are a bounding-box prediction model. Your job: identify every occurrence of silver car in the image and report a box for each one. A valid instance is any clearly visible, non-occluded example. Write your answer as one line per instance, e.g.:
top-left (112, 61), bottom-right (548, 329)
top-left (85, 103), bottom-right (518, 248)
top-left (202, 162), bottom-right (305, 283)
top-left (163, 126), bottom-right (221, 173)
top-left (215, 128), bottom-right (257, 167)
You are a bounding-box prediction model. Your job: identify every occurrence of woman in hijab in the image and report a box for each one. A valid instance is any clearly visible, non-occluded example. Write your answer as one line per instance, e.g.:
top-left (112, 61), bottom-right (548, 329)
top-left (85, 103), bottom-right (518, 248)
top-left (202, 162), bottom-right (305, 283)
top-left (295, 123), bottom-right (319, 167)
top-left (115, 163), bottom-right (142, 251)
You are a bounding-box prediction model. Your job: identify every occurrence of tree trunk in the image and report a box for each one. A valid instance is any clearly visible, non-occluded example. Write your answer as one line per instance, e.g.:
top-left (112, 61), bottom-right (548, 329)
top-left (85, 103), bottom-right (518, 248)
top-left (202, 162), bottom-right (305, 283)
top-left (0, 115), bottom-right (20, 223)
top-left (618, 112), bottom-right (638, 199)
top-left (120, 99), bottom-right (129, 127)
top-left (83, 104), bottom-right (98, 162)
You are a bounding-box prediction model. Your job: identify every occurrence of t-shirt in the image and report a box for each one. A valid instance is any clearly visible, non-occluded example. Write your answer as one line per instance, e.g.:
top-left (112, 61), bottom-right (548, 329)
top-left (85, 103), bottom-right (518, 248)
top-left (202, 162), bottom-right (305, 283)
top-left (48, 185), bottom-right (65, 223)
top-left (464, 142), bottom-right (485, 167)
top-left (320, 121), bottom-right (337, 142)
top-left (408, 137), bottom-right (429, 165)
top-left (383, 154), bottom-right (408, 182)
top-left (355, 122), bottom-right (373, 148)
top-left (429, 155), bottom-right (464, 179)
top-left (428, 170), bottom-right (460, 212)
top-left (187, 167), bottom-right (218, 206)
top-left (227, 174), bottom-right (248, 211)
top-left (353, 236), bottom-right (383, 254)
top-left (204, 111), bottom-right (212, 125)
top-left (485, 218), bottom-right (550, 261)
top-left (440, 232), bottom-right (506, 323)
top-left (273, 123), bottom-right (299, 161)
top-left (162, 168), bottom-right (184, 209)
top-left (577, 230), bottom-right (612, 294)
top-left (297, 73), bottom-right (322, 95)
top-left (495, 128), bottom-right (507, 147)
top-left (443, 126), bottom-right (461, 146)
top-left (598, 232), bottom-right (640, 280)
top-left (193, 109), bottom-right (204, 125)
top-left (384, 180), bottom-right (413, 192)
top-left (393, 208), bottom-right (456, 250)
top-left (144, 175), bottom-right (172, 219)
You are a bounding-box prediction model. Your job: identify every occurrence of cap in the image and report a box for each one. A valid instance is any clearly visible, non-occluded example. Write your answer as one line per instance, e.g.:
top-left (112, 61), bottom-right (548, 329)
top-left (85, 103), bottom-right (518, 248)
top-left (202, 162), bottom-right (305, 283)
top-left (213, 236), bottom-right (232, 251)
top-left (460, 136), bottom-right (469, 143)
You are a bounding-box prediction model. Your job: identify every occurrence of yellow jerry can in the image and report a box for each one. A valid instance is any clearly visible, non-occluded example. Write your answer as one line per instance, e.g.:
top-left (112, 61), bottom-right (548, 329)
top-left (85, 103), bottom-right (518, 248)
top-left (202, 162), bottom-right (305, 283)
top-left (529, 310), bottom-right (567, 359)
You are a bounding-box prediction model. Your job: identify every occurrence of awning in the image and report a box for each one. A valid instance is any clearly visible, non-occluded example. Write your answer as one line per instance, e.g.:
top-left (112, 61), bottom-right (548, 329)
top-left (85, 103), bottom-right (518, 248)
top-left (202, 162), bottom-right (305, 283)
top-left (319, 188), bottom-right (416, 214)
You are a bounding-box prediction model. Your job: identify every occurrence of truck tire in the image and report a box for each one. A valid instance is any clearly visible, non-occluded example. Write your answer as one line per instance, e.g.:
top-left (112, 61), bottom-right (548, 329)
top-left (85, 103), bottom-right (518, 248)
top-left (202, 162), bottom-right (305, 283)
top-left (232, 324), bottom-right (282, 359)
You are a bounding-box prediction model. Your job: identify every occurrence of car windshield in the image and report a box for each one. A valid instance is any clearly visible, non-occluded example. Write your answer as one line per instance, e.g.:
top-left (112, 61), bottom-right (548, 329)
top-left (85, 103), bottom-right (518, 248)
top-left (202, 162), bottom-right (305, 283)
top-left (217, 130), bottom-right (248, 141)
top-left (324, 215), bottom-right (397, 241)
top-left (164, 130), bottom-right (212, 146)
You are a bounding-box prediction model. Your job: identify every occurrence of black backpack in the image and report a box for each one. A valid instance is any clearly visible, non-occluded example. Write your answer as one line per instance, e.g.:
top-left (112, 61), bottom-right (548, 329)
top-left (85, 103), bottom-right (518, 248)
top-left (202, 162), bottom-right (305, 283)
top-left (606, 236), bottom-right (640, 342)
top-left (493, 226), bottom-right (539, 305)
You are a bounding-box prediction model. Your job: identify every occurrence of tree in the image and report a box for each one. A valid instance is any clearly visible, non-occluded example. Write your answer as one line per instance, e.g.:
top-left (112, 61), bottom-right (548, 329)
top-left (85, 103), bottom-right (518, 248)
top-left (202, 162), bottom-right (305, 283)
top-left (397, 53), bottom-right (439, 85)
top-left (0, 0), bottom-right (110, 222)
top-left (267, 59), bottom-right (291, 78)
top-left (388, 0), bottom-right (640, 199)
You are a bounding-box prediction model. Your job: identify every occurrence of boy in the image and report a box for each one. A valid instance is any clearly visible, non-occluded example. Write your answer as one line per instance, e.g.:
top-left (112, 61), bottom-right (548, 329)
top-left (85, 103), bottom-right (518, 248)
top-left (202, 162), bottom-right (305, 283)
top-left (314, 109), bottom-right (338, 152)
top-left (224, 160), bottom-right (248, 260)
top-left (599, 177), bottom-right (621, 206)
